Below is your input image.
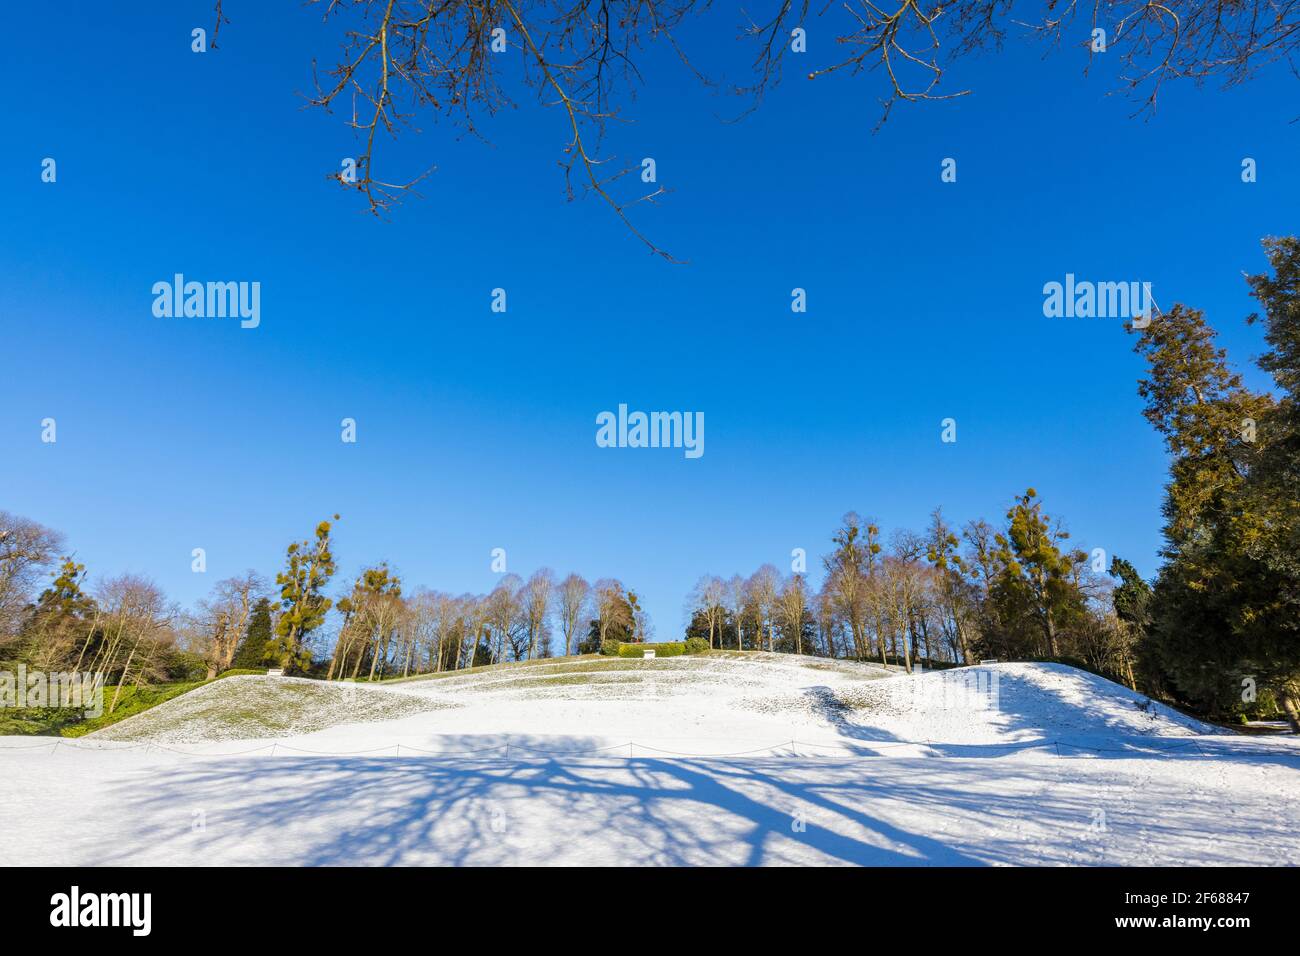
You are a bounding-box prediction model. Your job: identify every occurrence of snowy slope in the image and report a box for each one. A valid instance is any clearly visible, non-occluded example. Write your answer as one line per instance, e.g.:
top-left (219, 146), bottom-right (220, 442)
top-left (2, 654), bottom-right (1297, 866)
top-left (91, 675), bottom-right (453, 743)
top-left (75, 655), bottom-right (1212, 753)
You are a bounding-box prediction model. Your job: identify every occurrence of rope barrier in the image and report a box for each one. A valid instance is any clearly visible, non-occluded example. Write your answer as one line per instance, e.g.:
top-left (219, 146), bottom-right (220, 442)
top-left (510, 741), bottom-right (643, 756)
top-left (53, 740), bottom-right (149, 752)
top-left (6, 735), bottom-right (1296, 761)
top-left (0, 740), bottom-right (61, 752)
top-left (397, 742), bottom-right (511, 756)
top-left (146, 743), bottom-right (279, 757)
top-left (273, 744), bottom-right (400, 756)
top-left (630, 741), bottom-right (795, 758)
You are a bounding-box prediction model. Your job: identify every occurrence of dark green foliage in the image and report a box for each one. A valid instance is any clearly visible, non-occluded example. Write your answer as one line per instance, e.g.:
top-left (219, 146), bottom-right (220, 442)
top-left (231, 597), bottom-right (274, 669)
top-left (1108, 557), bottom-right (1152, 631)
top-left (159, 648), bottom-right (210, 682)
top-left (1132, 240), bottom-right (1300, 725)
top-left (685, 637), bottom-right (710, 654)
top-left (617, 641), bottom-right (685, 658)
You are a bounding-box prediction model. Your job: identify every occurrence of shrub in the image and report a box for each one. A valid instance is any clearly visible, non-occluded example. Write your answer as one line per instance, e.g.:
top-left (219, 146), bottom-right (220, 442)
top-left (157, 649), bottom-right (209, 682)
top-left (684, 637), bottom-right (710, 655)
top-left (600, 638), bottom-right (622, 656)
top-left (617, 642), bottom-right (686, 658)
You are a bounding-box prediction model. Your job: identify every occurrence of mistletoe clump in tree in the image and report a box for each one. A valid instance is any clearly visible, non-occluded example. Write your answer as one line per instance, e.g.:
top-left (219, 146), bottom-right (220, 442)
top-left (270, 516), bottom-right (340, 675)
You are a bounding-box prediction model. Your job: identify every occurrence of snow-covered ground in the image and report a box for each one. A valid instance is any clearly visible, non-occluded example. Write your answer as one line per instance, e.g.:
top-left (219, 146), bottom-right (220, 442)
top-left (2, 655), bottom-right (1297, 865)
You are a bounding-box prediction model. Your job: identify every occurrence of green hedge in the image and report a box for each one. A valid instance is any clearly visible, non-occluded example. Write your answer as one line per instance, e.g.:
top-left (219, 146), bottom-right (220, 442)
top-left (617, 642), bottom-right (686, 658)
top-left (684, 637), bottom-right (710, 655)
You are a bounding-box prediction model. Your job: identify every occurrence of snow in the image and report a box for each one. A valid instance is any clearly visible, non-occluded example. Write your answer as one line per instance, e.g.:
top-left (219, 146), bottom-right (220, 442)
top-left (2, 655), bottom-right (1297, 866)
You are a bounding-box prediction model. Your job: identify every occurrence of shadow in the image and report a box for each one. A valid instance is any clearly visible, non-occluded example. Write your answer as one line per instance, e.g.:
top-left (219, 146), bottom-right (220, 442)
top-left (827, 666), bottom-right (1300, 770)
top-left (92, 734), bottom-right (998, 867)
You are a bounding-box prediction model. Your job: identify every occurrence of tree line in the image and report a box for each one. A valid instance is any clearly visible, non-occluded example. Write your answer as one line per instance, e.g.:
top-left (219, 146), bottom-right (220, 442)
top-left (684, 492), bottom-right (1133, 680)
top-left (682, 237), bottom-right (1300, 730)
top-left (0, 510), bottom-right (652, 707)
top-left (2, 237), bottom-right (1296, 727)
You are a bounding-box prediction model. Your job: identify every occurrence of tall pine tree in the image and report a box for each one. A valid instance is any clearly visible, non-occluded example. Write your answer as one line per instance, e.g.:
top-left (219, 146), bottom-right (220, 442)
top-left (1132, 267), bottom-right (1288, 720)
top-left (1234, 238), bottom-right (1300, 729)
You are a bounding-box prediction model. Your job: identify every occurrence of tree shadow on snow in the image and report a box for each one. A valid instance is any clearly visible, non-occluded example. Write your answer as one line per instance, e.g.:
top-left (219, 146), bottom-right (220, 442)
top-left (94, 735), bottom-right (1005, 867)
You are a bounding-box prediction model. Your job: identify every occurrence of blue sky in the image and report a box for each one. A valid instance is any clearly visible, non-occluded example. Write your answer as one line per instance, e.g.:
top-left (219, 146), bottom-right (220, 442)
top-left (2, 2), bottom-right (1297, 641)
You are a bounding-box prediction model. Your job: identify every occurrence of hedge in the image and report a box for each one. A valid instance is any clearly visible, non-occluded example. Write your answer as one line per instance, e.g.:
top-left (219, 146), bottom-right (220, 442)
top-left (617, 642), bottom-right (686, 658)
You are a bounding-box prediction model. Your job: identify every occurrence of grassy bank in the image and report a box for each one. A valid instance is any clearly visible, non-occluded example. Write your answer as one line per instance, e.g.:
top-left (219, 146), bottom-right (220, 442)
top-left (0, 669), bottom-right (267, 737)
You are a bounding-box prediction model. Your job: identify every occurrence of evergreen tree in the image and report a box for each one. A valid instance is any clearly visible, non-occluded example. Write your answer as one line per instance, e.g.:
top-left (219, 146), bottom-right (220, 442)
top-left (1107, 556), bottom-right (1151, 690)
top-left (270, 516), bottom-right (339, 674)
top-left (1132, 298), bottom-right (1276, 714)
top-left (1234, 238), bottom-right (1300, 728)
top-left (1108, 557), bottom-right (1152, 633)
top-left (231, 597), bottom-right (274, 669)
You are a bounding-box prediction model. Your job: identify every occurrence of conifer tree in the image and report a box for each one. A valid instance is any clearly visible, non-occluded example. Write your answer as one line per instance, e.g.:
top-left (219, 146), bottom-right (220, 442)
top-left (1108, 557), bottom-right (1152, 634)
top-left (1132, 298), bottom-right (1276, 713)
top-left (1234, 238), bottom-right (1300, 729)
top-left (231, 597), bottom-right (274, 669)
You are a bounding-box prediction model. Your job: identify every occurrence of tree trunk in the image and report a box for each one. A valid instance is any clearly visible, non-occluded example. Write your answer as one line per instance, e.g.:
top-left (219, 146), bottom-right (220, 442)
top-left (1280, 686), bottom-right (1300, 735)
top-left (108, 642), bottom-right (139, 715)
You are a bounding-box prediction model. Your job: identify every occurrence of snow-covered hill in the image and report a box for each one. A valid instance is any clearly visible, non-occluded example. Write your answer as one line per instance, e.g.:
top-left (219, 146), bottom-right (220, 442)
top-left (2, 654), bottom-right (1297, 866)
top-left (89, 654), bottom-right (1216, 753)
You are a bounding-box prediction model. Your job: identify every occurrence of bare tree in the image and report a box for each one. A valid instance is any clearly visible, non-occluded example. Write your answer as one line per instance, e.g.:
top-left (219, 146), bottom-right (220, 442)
top-left (211, 0), bottom-right (1296, 256)
top-left (556, 573), bottom-right (590, 657)
top-left (814, 586), bottom-right (838, 658)
top-left (725, 574), bottom-right (747, 650)
top-left (776, 573), bottom-right (810, 655)
top-left (0, 512), bottom-right (65, 642)
top-left (197, 571), bottom-right (267, 678)
top-left (822, 512), bottom-right (879, 659)
top-left (461, 593), bottom-right (491, 668)
top-left (592, 577), bottom-right (628, 646)
top-left (486, 574), bottom-right (524, 661)
top-left (85, 576), bottom-right (175, 714)
top-left (924, 508), bottom-right (975, 664)
top-left (687, 574), bottom-right (726, 649)
top-left (523, 568), bottom-right (555, 659)
top-left (747, 564), bottom-right (780, 652)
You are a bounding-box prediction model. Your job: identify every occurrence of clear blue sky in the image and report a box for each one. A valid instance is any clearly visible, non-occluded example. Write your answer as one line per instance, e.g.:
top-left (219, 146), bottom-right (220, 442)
top-left (2, 2), bottom-right (1296, 641)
